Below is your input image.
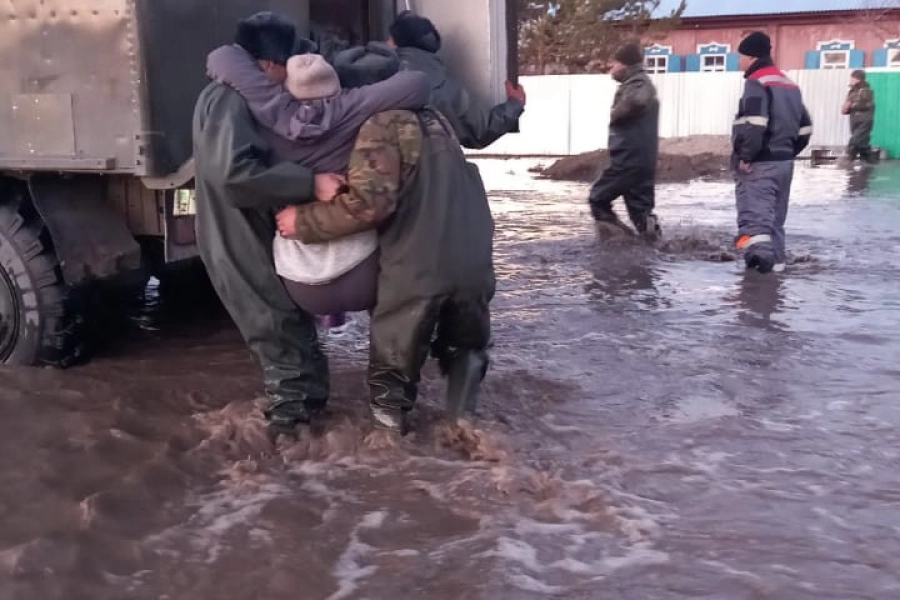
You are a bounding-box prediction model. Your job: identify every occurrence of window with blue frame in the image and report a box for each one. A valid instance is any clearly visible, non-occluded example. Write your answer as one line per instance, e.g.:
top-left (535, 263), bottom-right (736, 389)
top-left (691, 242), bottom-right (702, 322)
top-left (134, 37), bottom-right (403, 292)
top-left (873, 39), bottom-right (900, 68)
top-left (685, 43), bottom-right (739, 72)
top-left (644, 44), bottom-right (682, 73)
top-left (805, 40), bottom-right (865, 69)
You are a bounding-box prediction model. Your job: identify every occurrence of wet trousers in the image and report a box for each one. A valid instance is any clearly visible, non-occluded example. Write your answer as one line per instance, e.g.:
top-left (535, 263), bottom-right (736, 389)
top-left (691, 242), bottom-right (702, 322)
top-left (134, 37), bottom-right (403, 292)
top-left (281, 251), bottom-right (379, 316)
top-left (588, 163), bottom-right (656, 231)
top-left (198, 208), bottom-right (329, 421)
top-left (847, 116), bottom-right (874, 161)
top-left (734, 160), bottom-right (794, 265)
top-left (368, 291), bottom-right (492, 411)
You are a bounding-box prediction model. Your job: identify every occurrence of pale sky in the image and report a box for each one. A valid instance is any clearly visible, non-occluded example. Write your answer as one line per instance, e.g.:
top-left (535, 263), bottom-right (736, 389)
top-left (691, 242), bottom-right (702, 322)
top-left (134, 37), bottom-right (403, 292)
top-left (658, 0), bottom-right (868, 17)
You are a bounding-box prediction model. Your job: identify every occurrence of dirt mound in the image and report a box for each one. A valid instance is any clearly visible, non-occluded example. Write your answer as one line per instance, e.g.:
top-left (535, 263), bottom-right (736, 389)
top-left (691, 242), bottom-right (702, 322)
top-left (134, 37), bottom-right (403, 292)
top-left (535, 135), bottom-right (733, 184)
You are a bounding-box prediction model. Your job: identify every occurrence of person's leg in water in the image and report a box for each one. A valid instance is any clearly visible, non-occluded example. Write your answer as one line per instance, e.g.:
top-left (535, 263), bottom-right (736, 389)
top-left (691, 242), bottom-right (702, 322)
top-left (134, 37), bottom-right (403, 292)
top-left (623, 175), bottom-right (661, 242)
top-left (588, 164), bottom-right (638, 239)
top-left (770, 161), bottom-right (794, 271)
top-left (734, 162), bottom-right (787, 274)
top-left (367, 294), bottom-right (443, 435)
top-left (431, 292), bottom-right (492, 419)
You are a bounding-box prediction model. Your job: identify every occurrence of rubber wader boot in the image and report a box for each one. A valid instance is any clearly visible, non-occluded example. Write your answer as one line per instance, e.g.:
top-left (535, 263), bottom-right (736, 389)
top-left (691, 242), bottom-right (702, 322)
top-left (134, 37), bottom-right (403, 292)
top-left (444, 351), bottom-right (489, 419)
top-left (636, 213), bottom-right (662, 243)
top-left (371, 405), bottom-right (409, 435)
top-left (745, 250), bottom-right (776, 274)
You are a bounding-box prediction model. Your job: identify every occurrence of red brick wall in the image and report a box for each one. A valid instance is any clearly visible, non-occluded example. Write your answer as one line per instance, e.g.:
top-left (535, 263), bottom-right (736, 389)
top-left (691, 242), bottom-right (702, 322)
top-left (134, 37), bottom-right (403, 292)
top-left (656, 16), bottom-right (900, 69)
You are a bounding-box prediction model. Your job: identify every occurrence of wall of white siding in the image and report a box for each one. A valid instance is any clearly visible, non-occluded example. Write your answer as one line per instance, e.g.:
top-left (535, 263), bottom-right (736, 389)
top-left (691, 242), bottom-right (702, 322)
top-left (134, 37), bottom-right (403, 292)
top-left (470, 69), bottom-right (864, 156)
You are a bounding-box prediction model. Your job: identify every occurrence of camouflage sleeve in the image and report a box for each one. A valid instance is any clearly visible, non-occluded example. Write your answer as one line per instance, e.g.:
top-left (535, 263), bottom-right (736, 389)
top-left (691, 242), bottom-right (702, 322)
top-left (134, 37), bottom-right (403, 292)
top-left (610, 79), bottom-right (654, 125)
top-left (291, 110), bottom-right (422, 244)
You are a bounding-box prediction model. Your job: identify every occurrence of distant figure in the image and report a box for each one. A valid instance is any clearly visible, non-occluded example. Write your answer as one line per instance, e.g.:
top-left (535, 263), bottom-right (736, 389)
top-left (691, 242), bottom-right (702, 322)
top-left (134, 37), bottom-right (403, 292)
top-left (587, 42), bottom-right (661, 242)
top-left (842, 69), bottom-right (876, 164)
top-left (732, 31), bottom-right (813, 274)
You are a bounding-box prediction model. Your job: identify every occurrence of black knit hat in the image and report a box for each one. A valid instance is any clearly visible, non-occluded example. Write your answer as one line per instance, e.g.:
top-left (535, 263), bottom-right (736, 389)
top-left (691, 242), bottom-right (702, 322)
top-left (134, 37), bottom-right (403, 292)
top-left (334, 42), bottom-right (401, 88)
top-left (235, 12), bottom-right (296, 66)
top-left (389, 11), bottom-right (441, 53)
top-left (738, 31), bottom-right (772, 59)
top-left (613, 42), bottom-right (644, 67)
top-left (293, 37), bottom-right (319, 56)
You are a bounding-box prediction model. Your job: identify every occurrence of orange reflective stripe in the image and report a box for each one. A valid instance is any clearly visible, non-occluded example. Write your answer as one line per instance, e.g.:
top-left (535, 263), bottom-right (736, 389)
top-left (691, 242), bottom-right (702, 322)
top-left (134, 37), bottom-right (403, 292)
top-left (736, 234), bottom-right (773, 250)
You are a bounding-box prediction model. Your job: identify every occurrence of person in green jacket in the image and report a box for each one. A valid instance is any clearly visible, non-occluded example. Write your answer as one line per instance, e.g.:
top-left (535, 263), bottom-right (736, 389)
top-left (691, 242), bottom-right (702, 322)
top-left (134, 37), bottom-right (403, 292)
top-left (386, 10), bottom-right (526, 150)
top-left (192, 12), bottom-right (343, 432)
top-left (842, 69), bottom-right (876, 163)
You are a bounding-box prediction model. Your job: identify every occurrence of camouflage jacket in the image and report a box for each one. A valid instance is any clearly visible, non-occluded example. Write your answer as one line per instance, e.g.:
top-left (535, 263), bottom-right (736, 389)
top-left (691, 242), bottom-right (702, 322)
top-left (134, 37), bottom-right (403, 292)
top-left (846, 82), bottom-right (875, 116)
top-left (290, 110), bottom-right (425, 243)
top-left (290, 108), bottom-right (495, 299)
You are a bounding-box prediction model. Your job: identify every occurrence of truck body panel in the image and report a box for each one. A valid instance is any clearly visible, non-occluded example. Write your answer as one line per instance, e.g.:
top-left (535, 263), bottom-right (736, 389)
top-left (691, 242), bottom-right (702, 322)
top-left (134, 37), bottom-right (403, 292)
top-left (0, 0), bottom-right (311, 177)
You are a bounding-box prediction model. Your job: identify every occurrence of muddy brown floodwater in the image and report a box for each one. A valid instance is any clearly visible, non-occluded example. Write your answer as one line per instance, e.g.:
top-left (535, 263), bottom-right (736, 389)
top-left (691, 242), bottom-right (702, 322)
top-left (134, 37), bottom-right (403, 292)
top-left (2, 160), bottom-right (899, 600)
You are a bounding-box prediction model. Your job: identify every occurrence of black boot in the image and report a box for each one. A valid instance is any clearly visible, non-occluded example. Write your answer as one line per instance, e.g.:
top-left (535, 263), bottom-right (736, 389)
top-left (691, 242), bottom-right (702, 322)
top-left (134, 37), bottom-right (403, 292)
top-left (594, 211), bottom-right (635, 240)
top-left (745, 249), bottom-right (776, 274)
top-left (442, 350), bottom-right (488, 418)
top-left (634, 213), bottom-right (662, 243)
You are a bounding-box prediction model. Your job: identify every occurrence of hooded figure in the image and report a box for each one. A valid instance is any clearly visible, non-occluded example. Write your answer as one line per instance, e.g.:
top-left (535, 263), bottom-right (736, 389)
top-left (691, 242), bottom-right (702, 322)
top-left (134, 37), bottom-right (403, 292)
top-left (587, 41), bottom-right (661, 241)
top-left (732, 31), bottom-right (813, 274)
top-left (842, 69), bottom-right (876, 163)
top-left (192, 12), bottom-right (334, 432)
top-left (387, 11), bottom-right (526, 150)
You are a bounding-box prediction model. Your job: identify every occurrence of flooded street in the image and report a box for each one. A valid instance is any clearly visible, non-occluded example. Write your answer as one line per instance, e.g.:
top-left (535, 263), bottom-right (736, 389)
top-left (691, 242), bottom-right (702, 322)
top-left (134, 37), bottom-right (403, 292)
top-left (2, 161), bottom-right (899, 599)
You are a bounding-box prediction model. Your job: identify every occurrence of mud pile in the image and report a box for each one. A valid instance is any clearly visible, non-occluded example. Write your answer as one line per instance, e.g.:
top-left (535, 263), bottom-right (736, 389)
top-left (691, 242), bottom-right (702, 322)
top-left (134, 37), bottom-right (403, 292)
top-left (535, 135), bottom-right (732, 183)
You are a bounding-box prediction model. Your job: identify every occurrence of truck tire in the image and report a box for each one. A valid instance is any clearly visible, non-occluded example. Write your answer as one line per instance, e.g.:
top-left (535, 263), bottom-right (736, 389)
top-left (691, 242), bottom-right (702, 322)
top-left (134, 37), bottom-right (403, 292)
top-left (0, 185), bottom-right (83, 367)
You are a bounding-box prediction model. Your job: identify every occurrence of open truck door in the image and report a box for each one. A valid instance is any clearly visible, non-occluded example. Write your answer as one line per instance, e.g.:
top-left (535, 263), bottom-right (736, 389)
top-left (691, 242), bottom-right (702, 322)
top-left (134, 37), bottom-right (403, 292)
top-left (309, 0), bottom-right (518, 105)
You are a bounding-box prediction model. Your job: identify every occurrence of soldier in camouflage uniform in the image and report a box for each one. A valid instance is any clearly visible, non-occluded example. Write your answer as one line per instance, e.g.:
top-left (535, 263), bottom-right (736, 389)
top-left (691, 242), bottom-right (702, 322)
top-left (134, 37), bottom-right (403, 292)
top-left (842, 70), bottom-right (876, 163)
top-left (277, 107), bottom-right (495, 434)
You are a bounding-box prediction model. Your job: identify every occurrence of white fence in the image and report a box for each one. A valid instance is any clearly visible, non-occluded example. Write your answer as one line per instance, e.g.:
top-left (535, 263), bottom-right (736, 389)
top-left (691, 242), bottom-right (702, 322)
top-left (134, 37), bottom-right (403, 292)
top-left (471, 69), bottom-right (855, 156)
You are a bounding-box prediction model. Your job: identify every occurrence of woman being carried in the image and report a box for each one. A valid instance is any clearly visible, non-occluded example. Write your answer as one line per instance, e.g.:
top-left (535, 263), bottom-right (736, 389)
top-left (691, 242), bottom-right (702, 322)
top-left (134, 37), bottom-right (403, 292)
top-left (206, 41), bottom-right (429, 316)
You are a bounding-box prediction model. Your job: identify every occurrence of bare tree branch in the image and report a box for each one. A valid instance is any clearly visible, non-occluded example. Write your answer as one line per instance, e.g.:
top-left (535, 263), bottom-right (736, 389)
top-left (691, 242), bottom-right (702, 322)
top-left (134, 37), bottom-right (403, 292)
top-left (860, 0), bottom-right (900, 41)
top-left (518, 0), bottom-right (686, 74)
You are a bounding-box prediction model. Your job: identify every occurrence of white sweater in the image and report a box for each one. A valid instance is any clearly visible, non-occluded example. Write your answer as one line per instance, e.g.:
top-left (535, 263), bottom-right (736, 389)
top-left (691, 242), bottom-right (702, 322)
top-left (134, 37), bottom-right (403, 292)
top-left (274, 231), bottom-right (378, 285)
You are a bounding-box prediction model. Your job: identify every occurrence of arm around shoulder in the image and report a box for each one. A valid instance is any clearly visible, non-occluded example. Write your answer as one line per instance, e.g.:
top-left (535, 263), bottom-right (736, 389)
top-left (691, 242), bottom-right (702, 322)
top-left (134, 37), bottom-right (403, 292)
top-left (195, 88), bottom-right (315, 209)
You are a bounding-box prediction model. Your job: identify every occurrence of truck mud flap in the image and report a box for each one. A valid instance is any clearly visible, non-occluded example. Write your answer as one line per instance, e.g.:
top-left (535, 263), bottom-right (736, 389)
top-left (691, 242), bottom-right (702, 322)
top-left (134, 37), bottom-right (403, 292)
top-left (28, 174), bottom-right (142, 286)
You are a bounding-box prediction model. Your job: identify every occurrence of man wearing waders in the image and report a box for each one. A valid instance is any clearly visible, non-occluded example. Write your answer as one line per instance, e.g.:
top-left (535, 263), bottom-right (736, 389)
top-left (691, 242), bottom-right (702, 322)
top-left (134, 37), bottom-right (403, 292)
top-left (732, 31), bottom-right (813, 274)
top-left (276, 51), bottom-right (494, 435)
top-left (587, 42), bottom-right (661, 241)
top-left (842, 69), bottom-right (876, 164)
top-left (193, 13), bottom-right (343, 432)
top-left (386, 10), bottom-right (526, 150)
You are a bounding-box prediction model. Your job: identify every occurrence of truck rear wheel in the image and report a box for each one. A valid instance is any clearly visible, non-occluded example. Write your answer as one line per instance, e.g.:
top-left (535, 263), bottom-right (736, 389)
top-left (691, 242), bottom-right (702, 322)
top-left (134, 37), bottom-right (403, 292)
top-left (0, 185), bottom-right (83, 367)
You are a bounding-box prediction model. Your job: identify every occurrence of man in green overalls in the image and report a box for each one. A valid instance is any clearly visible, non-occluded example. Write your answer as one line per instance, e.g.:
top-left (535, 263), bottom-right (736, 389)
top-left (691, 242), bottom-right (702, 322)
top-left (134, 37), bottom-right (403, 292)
top-left (192, 12), bottom-right (343, 431)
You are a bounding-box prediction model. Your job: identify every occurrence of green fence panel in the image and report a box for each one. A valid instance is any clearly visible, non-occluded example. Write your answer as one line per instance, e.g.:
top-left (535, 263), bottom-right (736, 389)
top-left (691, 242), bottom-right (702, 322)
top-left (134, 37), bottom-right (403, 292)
top-left (867, 72), bottom-right (900, 159)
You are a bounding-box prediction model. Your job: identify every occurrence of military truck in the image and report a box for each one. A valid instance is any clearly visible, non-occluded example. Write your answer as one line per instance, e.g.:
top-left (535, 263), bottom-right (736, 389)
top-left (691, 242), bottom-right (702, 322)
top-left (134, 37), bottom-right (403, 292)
top-left (0, 0), bottom-right (516, 366)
